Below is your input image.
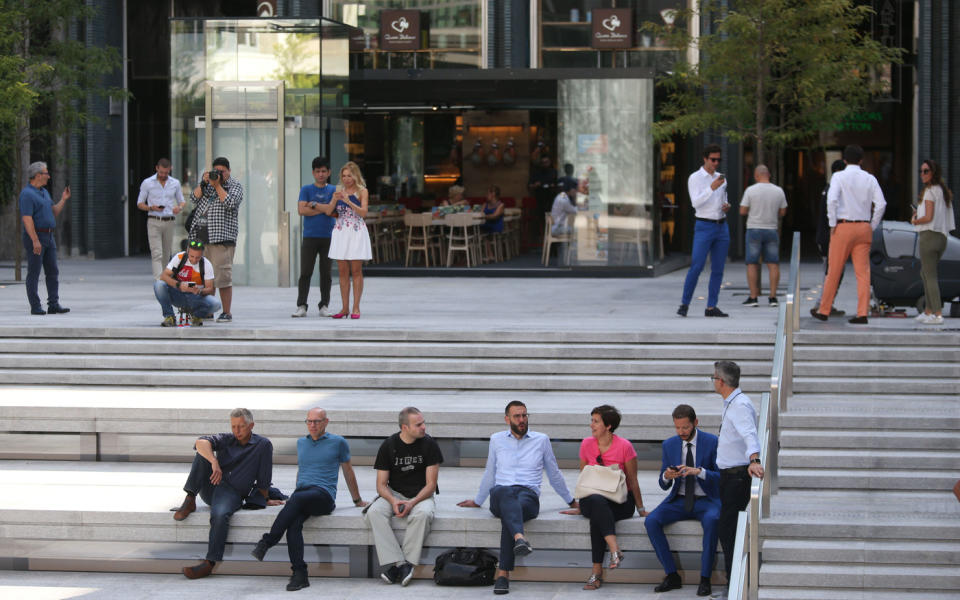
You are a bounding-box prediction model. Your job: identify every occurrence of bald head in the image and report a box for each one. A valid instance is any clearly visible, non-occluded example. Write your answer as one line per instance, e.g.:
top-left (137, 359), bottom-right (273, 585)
top-left (306, 407), bottom-right (328, 439)
top-left (754, 165), bottom-right (770, 183)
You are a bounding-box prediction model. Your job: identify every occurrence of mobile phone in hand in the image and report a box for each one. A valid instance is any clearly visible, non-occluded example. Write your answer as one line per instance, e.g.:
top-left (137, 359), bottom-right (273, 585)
top-left (187, 282), bottom-right (197, 288)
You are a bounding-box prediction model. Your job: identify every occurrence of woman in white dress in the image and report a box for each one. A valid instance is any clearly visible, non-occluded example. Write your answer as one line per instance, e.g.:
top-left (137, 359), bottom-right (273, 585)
top-left (321, 161), bottom-right (372, 318)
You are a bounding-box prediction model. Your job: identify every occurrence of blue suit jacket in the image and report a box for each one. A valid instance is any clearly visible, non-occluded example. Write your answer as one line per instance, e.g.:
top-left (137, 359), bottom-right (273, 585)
top-left (658, 430), bottom-right (720, 502)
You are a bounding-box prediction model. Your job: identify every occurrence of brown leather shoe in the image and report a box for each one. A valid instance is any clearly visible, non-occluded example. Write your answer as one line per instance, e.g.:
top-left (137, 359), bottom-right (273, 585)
top-left (182, 560), bottom-right (214, 579)
top-left (173, 495), bottom-right (196, 521)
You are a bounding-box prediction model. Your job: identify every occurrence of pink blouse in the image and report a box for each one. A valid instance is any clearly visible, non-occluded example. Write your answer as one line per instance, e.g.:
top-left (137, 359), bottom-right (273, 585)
top-left (579, 435), bottom-right (637, 471)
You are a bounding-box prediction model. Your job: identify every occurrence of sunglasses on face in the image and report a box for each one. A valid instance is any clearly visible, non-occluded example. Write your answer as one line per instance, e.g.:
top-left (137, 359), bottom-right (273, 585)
top-left (920, 168), bottom-right (931, 174)
top-left (708, 157), bottom-right (721, 163)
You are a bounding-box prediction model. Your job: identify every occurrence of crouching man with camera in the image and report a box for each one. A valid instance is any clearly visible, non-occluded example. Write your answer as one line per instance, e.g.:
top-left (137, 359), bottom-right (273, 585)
top-left (154, 239), bottom-right (221, 326)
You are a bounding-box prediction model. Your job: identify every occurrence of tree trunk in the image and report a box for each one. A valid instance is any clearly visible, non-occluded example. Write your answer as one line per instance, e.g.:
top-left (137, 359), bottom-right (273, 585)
top-left (13, 10), bottom-right (30, 282)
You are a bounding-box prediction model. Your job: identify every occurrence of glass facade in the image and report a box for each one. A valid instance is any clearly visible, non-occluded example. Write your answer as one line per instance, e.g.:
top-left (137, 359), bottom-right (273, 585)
top-left (171, 18), bottom-right (352, 286)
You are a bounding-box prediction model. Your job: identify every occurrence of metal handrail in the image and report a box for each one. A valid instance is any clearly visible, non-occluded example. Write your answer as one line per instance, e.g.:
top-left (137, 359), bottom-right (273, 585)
top-left (727, 231), bottom-right (800, 600)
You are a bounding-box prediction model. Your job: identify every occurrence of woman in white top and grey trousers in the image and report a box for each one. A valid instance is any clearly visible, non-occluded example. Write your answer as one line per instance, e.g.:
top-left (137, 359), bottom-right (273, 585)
top-left (911, 159), bottom-right (955, 325)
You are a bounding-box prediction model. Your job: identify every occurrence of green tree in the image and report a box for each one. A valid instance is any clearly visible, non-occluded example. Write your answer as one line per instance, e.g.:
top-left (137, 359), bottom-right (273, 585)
top-left (0, 0), bottom-right (125, 274)
top-left (647, 0), bottom-right (902, 165)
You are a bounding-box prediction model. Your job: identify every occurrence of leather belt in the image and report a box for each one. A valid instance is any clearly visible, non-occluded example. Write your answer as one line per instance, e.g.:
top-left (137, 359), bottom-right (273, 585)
top-left (696, 217), bottom-right (726, 224)
top-left (720, 465), bottom-right (748, 474)
top-left (149, 215), bottom-right (176, 221)
top-left (35, 228), bottom-right (55, 233)
top-left (837, 219), bottom-right (868, 224)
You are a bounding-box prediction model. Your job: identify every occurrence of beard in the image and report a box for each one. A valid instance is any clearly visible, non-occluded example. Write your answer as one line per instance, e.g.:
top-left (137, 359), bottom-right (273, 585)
top-left (510, 422), bottom-right (528, 436)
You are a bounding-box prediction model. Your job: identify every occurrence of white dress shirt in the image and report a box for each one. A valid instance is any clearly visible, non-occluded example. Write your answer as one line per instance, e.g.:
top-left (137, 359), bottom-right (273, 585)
top-left (661, 430), bottom-right (707, 496)
top-left (137, 173), bottom-right (184, 217)
top-left (474, 429), bottom-right (573, 505)
top-left (688, 167), bottom-right (728, 220)
top-left (826, 164), bottom-right (886, 229)
top-left (717, 388), bottom-right (761, 469)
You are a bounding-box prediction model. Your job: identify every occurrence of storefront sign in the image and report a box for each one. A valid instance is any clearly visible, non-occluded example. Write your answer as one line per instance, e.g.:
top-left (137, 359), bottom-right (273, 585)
top-left (591, 9), bottom-right (633, 49)
top-left (380, 10), bottom-right (421, 51)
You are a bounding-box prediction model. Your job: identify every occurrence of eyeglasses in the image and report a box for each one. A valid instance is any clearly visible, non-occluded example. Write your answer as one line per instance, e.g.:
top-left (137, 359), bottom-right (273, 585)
top-left (920, 168), bottom-right (931, 174)
top-left (710, 375), bottom-right (722, 381)
top-left (188, 240), bottom-right (204, 249)
top-left (305, 419), bottom-right (326, 425)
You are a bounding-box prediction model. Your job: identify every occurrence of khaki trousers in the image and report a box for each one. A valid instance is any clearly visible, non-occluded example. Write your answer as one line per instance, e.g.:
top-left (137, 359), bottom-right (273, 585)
top-left (147, 218), bottom-right (176, 280)
top-left (818, 222), bottom-right (872, 318)
top-left (363, 488), bottom-right (435, 567)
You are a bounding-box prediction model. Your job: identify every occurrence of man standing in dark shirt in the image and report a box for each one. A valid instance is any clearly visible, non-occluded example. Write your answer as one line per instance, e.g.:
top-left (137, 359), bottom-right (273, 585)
top-left (19, 161), bottom-right (71, 315)
top-left (173, 408), bottom-right (277, 579)
top-left (363, 407), bottom-right (443, 586)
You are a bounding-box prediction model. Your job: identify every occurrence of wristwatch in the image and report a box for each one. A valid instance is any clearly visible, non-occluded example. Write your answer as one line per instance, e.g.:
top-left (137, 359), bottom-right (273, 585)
top-left (750, 458), bottom-right (762, 465)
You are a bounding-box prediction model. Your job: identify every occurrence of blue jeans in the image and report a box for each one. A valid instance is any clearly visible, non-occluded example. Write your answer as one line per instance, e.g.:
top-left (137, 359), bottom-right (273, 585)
top-left (153, 280), bottom-right (221, 318)
top-left (681, 220), bottom-right (730, 307)
top-left (645, 495), bottom-right (720, 578)
top-left (182, 453), bottom-right (245, 562)
top-left (489, 485), bottom-right (540, 571)
top-left (22, 232), bottom-right (59, 311)
top-left (744, 228), bottom-right (779, 264)
top-left (259, 486), bottom-right (335, 573)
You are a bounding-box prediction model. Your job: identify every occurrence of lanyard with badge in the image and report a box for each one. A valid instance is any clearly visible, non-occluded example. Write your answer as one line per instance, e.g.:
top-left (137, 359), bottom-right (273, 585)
top-left (718, 392), bottom-right (743, 435)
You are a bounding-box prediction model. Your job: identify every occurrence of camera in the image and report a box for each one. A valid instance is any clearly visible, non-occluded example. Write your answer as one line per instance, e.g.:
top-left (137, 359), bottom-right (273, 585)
top-left (208, 170), bottom-right (220, 182)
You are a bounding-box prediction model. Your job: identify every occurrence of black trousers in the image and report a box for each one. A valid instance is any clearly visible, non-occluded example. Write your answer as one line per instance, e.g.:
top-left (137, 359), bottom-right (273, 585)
top-left (718, 467), bottom-right (752, 581)
top-left (579, 491), bottom-right (636, 563)
top-left (296, 237), bottom-right (332, 308)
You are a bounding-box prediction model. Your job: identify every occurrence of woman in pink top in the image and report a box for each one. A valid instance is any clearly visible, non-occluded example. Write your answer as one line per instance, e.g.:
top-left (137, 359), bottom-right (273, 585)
top-left (562, 405), bottom-right (647, 590)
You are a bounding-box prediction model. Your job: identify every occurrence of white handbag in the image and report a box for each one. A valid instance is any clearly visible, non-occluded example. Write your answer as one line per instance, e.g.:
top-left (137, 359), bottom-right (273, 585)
top-left (574, 464), bottom-right (627, 503)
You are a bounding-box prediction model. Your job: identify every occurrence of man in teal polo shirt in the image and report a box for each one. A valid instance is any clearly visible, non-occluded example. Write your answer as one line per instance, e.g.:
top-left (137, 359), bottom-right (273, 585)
top-left (251, 408), bottom-right (367, 591)
top-left (19, 161), bottom-right (71, 315)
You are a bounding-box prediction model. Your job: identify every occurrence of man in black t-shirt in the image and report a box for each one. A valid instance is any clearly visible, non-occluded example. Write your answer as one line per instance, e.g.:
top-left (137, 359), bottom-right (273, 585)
top-left (363, 407), bottom-right (443, 586)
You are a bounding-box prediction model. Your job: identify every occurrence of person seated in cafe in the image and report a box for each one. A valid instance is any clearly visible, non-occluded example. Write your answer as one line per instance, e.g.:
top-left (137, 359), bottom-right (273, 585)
top-left (479, 185), bottom-right (506, 262)
top-left (551, 180), bottom-right (579, 235)
top-left (439, 185), bottom-right (467, 207)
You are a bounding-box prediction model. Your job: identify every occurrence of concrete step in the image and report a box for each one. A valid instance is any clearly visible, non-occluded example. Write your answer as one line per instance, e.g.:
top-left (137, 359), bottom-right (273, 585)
top-left (795, 331), bottom-right (960, 347)
top-left (794, 345), bottom-right (960, 362)
top-left (761, 538), bottom-right (960, 565)
top-left (792, 377), bottom-right (958, 395)
top-left (779, 448), bottom-right (960, 469)
top-left (762, 514), bottom-right (960, 541)
top-left (776, 467), bottom-right (960, 492)
top-left (759, 588), bottom-right (960, 600)
top-left (0, 354), bottom-right (773, 377)
top-left (759, 563), bottom-right (960, 591)
top-left (0, 338), bottom-right (776, 360)
top-left (781, 412), bottom-right (960, 431)
top-left (794, 360), bottom-right (960, 378)
top-left (0, 368), bottom-right (774, 391)
top-left (785, 394), bottom-right (960, 411)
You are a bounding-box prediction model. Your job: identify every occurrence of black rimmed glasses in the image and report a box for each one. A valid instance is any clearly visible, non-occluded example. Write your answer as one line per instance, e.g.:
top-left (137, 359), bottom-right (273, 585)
top-left (305, 419), bottom-right (326, 425)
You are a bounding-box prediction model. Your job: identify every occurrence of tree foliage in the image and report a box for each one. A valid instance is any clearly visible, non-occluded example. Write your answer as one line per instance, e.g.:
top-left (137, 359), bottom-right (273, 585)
top-left (646, 0), bottom-right (903, 163)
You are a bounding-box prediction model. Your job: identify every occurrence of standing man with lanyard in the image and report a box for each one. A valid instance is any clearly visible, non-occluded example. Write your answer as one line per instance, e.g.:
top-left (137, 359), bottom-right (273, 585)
top-left (811, 144), bottom-right (885, 324)
top-left (19, 161), bottom-right (70, 315)
top-left (678, 144), bottom-right (731, 318)
top-left (292, 157), bottom-right (336, 318)
top-left (712, 360), bottom-right (764, 586)
top-left (137, 158), bottom-right (185, 280)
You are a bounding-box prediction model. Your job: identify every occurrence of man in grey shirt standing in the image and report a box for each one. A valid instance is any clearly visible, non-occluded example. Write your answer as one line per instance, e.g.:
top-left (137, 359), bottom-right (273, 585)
top-left (739, 165), bottom-right (787, 307)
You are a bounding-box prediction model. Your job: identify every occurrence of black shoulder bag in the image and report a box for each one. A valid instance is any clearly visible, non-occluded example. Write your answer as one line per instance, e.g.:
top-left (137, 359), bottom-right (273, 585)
top-left (433, 547), bottom-right (498, 586)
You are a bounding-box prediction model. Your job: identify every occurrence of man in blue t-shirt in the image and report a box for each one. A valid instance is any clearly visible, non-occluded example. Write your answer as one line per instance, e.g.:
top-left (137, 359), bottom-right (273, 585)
top-left (292, 157), bottom-right (337, 318)
top-left (251, 408), bottom-right (367, 591)
top-left (19, 161), bottom-right (71, 315)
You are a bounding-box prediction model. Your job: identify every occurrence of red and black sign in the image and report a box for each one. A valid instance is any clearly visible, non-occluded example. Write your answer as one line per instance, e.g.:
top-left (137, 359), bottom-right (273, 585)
top-left (591, 9), bottom-right (633, 49)
top-left (380, 10), bottom-right (421, 51)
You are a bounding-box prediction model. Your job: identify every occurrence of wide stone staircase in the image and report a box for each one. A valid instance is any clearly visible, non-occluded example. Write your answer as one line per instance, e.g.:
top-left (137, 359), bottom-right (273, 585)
top-left (759, 329), bottom-right (960, 599)
top-left (0, 326), bottom-right (773, 585)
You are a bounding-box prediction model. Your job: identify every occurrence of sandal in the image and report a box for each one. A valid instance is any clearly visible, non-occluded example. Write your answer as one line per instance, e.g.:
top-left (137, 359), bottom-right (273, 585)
top-left (331, 311), bottom-right (349, 319)
top-left (583, 574), bottom-right (602, 590)
top-left (608, 550), bottom-right (624, 569)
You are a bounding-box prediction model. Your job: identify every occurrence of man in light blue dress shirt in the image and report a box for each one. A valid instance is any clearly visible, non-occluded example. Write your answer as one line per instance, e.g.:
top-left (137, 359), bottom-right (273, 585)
top-left (137, 158), bottom-right (185, 280)
top-left (459, 401), bottom-right (577, 595)
top-left (712, 360), bottom-right (764, 583)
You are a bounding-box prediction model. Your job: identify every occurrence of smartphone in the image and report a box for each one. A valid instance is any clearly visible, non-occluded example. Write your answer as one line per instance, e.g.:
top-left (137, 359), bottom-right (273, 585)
top-left (187, 282), bottom-right (197, 288)
top-left (667, 465), bottom-right (680, 472)
top-left (397, 503), bottom-right (406, 513)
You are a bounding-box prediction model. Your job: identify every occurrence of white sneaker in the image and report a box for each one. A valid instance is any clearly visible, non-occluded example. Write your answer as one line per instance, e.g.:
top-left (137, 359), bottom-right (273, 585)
top-left (291, 305), bottom-right (307, 318)
top-left (915, 312), bottom-right (930, 322)
top-left (924, 314), bottom-right (944, 325)
top-left (318, 305), bottom-right (333, 317)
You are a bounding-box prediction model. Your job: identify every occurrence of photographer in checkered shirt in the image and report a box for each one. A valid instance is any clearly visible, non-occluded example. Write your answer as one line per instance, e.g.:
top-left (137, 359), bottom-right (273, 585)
top-left (191, 156), bottom-right (243, 323)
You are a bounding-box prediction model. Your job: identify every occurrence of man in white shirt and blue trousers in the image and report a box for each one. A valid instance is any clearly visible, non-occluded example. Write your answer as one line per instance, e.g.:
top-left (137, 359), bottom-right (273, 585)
top-left (678, 144), bottom-right (731, 318)
top-left (458, 400), bottom-right (577, 595)
top-left (712, 360), bottom-right (764, 586)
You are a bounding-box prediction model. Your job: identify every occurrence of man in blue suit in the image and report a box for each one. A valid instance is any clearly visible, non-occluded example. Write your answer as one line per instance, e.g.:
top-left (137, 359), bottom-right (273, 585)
top-left (645, 404), bottom-right (720, 597)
